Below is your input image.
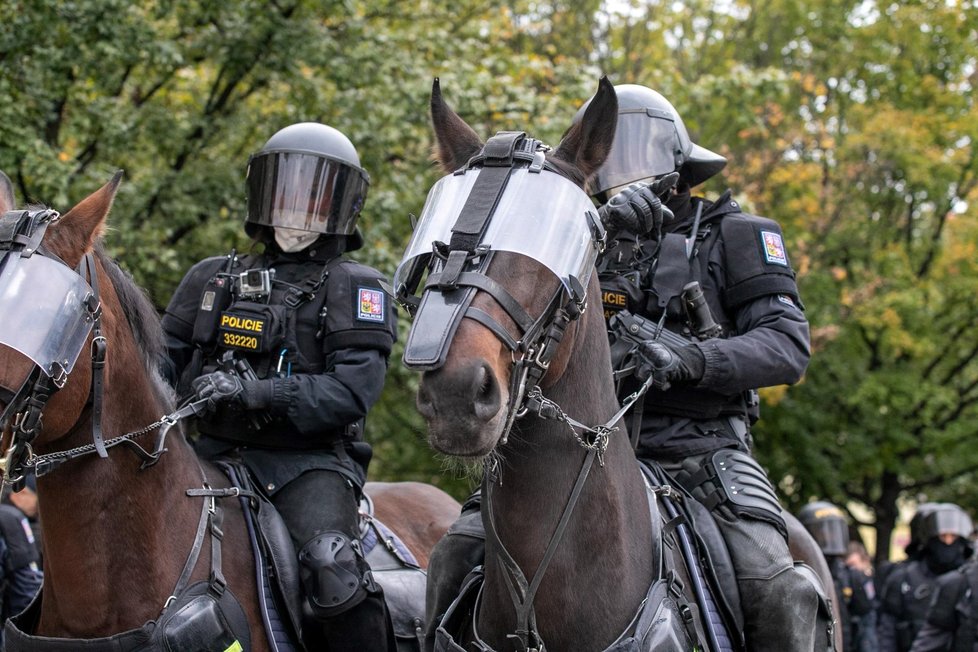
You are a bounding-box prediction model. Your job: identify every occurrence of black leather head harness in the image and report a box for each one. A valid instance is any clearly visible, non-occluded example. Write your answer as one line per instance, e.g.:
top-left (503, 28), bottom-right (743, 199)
top-left (0, 209), bottom-right (203, 486)
top-left (394, 131), bottom-right (606, 442)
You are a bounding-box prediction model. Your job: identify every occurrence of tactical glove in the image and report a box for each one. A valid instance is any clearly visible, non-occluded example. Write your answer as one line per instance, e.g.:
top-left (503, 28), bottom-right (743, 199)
top-left (598, 172), bottom-right (680, 236)
top-left (191, 371), bottom-right (274, 414)
top-left (636, 340), bottom-right (705, 391)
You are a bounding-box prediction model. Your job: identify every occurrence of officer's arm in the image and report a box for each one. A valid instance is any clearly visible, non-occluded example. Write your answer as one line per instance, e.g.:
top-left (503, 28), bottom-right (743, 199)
top-left (909, 622), bottom-right (953, 652)
top-left (910, 572), bottom-right (967, 652)
top-left (877, 570), bottom-right (906, 652)
top-left (692, 293), bottom-right (810, 395)
top-left (161, 257), bottom-right (227, 386)
top-left (266, 347), bottom-right (388, 436)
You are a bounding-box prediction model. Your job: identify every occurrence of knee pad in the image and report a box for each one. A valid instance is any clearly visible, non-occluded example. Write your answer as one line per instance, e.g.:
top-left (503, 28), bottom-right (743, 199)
top-left (298, 531), bottom-right (373, 619)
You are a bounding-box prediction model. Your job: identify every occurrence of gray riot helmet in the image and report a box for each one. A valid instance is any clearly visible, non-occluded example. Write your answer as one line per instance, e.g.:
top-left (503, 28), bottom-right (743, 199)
top-left (798, 501), bottom-right (850, 557)
top-left (575, 84), bottom-right (727, 198)
top-left (920, 503), bottom-right (974, 544)
top-left (245, 122), bottom-right (369, 251)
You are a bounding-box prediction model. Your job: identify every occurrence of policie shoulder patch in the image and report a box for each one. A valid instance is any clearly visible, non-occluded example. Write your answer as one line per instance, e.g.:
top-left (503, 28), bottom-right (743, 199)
top-left (759, 230), bottom-right (788, 266)
top-left (357, 287), bottom-right (386, 323)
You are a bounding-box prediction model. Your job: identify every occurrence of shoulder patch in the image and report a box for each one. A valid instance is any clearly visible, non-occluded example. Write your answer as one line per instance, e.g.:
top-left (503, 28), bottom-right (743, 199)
top-left (760, 230), bottom-right (788, 266)
top-left (777, 294), bottom-right (796, 308)
top-left (357, 287), bottom-right (386, 323)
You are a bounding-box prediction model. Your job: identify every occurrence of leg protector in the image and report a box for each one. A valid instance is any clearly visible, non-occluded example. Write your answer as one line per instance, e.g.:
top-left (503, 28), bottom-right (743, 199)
top-left (677, 448), bottom-right (787, 538)
top-left (298, 530), bottom-right (372, 619)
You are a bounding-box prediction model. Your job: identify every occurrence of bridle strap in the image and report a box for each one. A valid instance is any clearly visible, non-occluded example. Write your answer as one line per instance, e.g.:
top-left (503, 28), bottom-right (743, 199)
top-left (78, 253), bottom-right (108, 458)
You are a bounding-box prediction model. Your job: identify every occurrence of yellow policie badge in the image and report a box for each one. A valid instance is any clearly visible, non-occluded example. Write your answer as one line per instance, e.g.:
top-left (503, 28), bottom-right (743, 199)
top-left (218, 312), bottom-right (267, 351)
top-left (224, 641), bottom-right (243, 652)
top-left (602, 290), bottom-right (628, 321)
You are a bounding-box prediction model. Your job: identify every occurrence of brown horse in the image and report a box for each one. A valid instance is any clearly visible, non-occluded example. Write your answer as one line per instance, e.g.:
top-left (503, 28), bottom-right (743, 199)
top-left (399, 79), bottom-right (840, 650)
top-left (0, 171), bottom-right (459, 650)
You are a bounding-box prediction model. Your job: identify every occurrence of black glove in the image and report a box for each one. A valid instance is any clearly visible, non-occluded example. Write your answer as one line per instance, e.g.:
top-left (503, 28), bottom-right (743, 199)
top-left (636, 340), bottom-right (705, 390)
top-left (191, 371), bottom-right (274, 414)
top-left (598, 172), bottom-right (680, 236)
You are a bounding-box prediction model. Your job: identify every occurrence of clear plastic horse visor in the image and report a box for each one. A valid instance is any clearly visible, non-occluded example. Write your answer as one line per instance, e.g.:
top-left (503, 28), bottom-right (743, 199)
top-left (0, 253), bottom-right (96, 377)
top-left (246, 151), bottom-right (369, 235)
top-left (394, 167), bottom-right (601, 296)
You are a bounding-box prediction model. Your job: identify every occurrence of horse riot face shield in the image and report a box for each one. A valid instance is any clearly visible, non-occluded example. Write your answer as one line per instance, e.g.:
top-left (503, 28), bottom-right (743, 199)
top-left (394, 132), bottom-right (604, 371)
top-left (394, 132), bottom-right (604, 438)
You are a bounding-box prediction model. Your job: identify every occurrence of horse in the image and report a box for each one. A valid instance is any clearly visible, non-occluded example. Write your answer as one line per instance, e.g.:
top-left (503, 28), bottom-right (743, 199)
top-left (395, 78), bottom-right (841, 651)
top-left (0, 170), bottom-right (460, 651)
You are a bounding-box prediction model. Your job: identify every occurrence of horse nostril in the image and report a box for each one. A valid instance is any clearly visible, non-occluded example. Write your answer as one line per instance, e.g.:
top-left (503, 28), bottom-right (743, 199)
top-left (472, 362), bottom-right (500, 421)
top-left (416, 378), bottom-right (436, 419)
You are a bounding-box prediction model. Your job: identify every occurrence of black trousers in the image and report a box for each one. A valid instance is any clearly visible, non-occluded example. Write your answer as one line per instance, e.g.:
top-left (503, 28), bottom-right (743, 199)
top-left (273, 470), bottom-right (395, 652)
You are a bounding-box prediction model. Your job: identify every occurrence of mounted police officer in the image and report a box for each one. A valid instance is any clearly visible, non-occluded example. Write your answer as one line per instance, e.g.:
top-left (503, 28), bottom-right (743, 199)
top-left (592, 83), bottom-right (819, 650)
top-left (799, 501), bottom-right (875, 651)
top-left (879, 503), bottom-right (973, 652)
top-left (162, 122), bottom-right (398, 651)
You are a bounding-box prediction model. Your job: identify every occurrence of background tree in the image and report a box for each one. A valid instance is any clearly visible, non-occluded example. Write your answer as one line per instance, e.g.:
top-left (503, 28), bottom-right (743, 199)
top-left (2, 0), bottom-right (977, 560)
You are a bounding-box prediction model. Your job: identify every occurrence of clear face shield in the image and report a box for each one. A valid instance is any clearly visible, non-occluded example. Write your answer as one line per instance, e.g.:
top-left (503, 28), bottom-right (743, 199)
top-left (0, 252), bottom-right (96, 380)
top-left (924, 508), bottom-right (974, 540)
top-left (394, 167), bottom-right (603, 303)
top-left (588, 109), bottom-right (686, 197)
top-left (246, 151), bottom-right (369, 236)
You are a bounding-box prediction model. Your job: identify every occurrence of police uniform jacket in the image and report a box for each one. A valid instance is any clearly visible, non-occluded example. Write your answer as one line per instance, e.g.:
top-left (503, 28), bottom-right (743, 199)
top-left (911, 560), bottom-right (978, 652)
top-left (600, 190), bottom-right (811, 459)
top-left (880, 559), bottom-right (943, 652)
top-left (162, 239), bottom-right (396, 493)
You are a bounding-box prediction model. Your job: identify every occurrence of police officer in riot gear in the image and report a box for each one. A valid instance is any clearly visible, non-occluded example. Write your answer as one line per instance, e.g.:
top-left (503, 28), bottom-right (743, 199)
top-left (910, 556), bottom-right (978, 652)
top-left (799, 502), bottom-right (875, 651)
top-left (424, 84), bottom-right (821, 651)
top-left (879, 503), bottom-right (974, 652)
top-left (162, 122), bottom-right (398, 652)
top-left (594, 83), bottom-right (819, 650)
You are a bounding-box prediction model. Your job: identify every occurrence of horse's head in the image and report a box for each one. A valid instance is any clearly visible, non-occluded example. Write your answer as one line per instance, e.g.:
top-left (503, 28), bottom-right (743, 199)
top-left (396, 78), bottom-right (618, 459)
top-left (0, 171), bottom-right (125, 481)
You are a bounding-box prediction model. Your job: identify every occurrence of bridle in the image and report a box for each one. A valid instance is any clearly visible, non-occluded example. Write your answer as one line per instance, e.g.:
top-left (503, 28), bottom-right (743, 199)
top-left (0, 209), bottom-right (201, 487)
top-left (396, 132), bottom-right (658, 650)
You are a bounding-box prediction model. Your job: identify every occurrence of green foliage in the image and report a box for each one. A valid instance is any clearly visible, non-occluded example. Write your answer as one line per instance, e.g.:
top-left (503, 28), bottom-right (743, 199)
top-left (3, 0), bottom-right (978, 544)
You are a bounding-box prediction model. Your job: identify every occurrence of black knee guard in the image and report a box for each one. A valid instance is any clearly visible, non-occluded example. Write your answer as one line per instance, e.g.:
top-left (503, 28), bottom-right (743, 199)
top-left (298, 531), bottom-right (375, 619)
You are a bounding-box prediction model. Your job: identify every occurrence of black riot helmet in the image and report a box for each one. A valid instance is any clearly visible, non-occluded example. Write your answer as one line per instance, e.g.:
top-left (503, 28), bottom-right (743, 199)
top-left (906, 502), bottom-right (941, 558)
top-left (798, 501), bottom-right (850, 557)
top-left (245, 122), bottom-right (369, 251)
top-left (574, 84), bottom-right (727, 199)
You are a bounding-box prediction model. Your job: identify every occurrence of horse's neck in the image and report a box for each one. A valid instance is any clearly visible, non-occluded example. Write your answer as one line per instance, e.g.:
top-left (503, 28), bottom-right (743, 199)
top-left (37, 352), bottom-right (207, 635)
top-left (481, 305), bottom-right (655, 649)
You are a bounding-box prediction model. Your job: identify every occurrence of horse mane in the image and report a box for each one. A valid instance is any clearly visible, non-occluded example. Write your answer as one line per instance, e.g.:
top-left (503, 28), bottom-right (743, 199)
top-left (92, 241), bottom-right (175, 409)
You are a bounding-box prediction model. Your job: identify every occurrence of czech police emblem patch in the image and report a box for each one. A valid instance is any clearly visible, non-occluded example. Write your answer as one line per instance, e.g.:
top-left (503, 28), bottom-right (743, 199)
top-left (760, 231), bottom-right (788, 266)
top-left (357, 287), bottom-right (385, 322)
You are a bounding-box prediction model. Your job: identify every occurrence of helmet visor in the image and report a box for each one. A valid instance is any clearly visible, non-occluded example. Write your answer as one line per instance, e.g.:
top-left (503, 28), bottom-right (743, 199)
top-left (589, 110), bottom-right (685, 196)
top-left (0, 253), bottom-right (95, 377)
top-left (924, 508), bottom-right (974, 540)
top-left (807, 518), bottom-right (849, 556)
top-left (246, 152), bottom-right (369, 236)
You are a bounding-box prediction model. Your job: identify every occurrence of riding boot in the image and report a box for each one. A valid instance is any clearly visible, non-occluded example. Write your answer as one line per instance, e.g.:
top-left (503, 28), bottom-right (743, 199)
top-left (321, 587), bottom-right (397, 652)
top-left (739, 566), bottom-right (821, 651)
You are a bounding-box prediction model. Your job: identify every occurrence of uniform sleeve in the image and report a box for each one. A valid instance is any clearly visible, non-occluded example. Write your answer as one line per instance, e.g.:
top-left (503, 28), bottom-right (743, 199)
top-left (877, 569), bottom-right (906, 652)
top-left (267, 347), bottom-right (388, 436)
top-left (909, 622), bottom-right (953, 652)
top-left (693, 293), bottom-right (810, 394)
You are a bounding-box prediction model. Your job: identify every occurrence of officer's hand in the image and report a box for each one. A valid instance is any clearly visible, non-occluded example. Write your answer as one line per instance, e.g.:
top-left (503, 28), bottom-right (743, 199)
top-left (598, 181), bottom-right (675, 236)
top-left (636, 340), bottom-right (705, 390)
top-left (191, 371), bottom-right (244, 415)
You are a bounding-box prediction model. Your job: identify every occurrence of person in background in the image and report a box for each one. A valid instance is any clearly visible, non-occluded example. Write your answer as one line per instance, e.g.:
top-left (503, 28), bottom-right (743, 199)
top-left (879, 503), bottom-right (974, 652)
top-left (847, 540), bottom-right (880, 652)
top-left (0, 503), bottom-right (43, 646)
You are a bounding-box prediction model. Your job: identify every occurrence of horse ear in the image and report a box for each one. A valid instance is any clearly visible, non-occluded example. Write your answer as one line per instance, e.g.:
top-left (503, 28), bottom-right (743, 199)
top-left (56, 170), bottom-right (124, 263)
top-left (553, 77), bottom-right (618, 181)
top-left (0, 170), bottom-right (16, 214)
top-left (430, 78), bottom-right (483, 173)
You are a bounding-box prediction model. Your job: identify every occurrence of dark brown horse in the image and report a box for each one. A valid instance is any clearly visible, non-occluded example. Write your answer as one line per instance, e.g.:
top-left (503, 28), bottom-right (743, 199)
top-left (402, 79), bottom-right (841, 650)
top-left (0, 171), bottom-right (459, 649)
